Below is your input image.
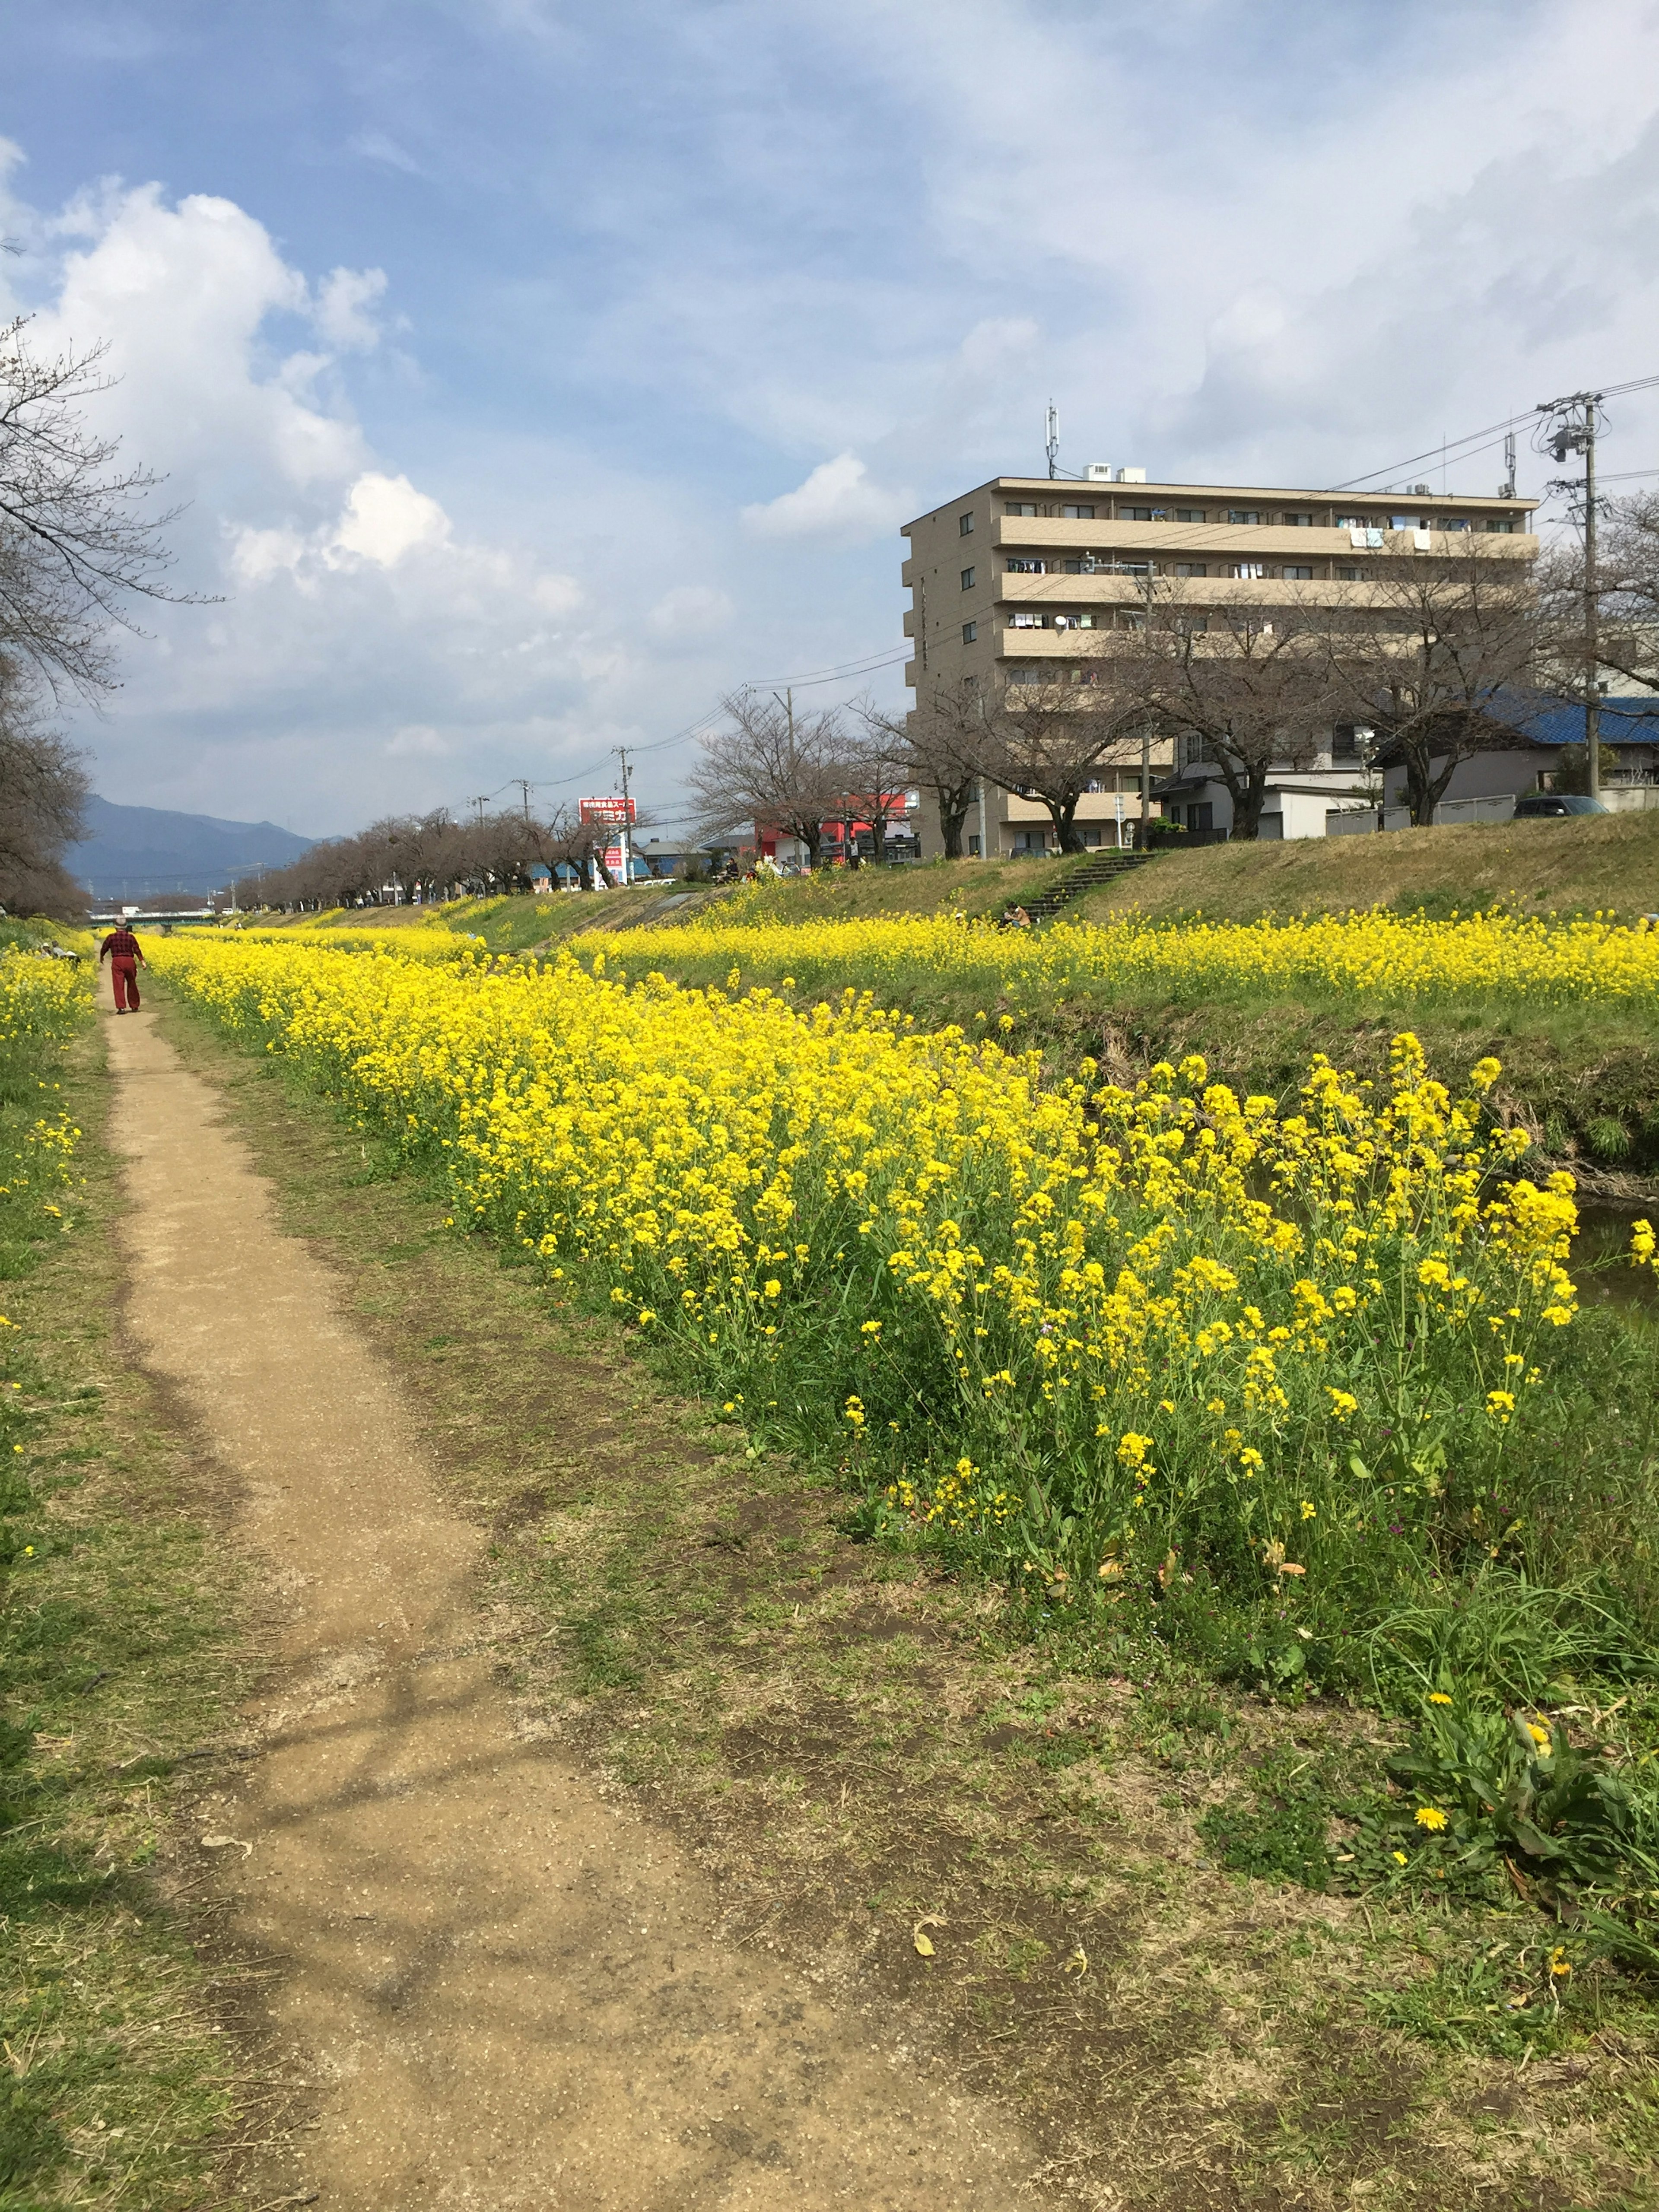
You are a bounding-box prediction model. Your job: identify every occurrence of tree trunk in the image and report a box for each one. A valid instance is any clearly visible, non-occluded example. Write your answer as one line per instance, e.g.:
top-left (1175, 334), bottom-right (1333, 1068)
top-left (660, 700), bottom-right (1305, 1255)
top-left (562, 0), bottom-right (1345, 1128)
top-left (940, 804), bottom-right (968, 858)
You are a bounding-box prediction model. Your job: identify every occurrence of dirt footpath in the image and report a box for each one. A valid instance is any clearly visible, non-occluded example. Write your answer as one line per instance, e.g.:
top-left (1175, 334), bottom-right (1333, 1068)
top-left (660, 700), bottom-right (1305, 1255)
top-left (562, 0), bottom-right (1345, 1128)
top-left (101, 985), bottom-right (1049, 2208)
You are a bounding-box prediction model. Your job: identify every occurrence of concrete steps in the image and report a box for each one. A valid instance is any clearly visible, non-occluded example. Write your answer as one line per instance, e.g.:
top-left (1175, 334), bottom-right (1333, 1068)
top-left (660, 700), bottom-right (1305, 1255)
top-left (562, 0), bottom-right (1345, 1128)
top-left (1019, 849), bottom-right (1155, 925)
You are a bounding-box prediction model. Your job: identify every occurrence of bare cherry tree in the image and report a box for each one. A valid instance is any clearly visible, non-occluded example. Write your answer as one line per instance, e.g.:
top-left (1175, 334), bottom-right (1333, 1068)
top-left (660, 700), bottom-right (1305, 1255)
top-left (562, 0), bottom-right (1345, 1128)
top-left (862, 677), bottom-right (985, 859)
top-left (0, 321), bottom-right (197, 696)
top-left (1149, 593), bottom-right (1341, 841)
top-left (1317, 543), bottom-right (1541, 825)
top-left (1537, 489), bottom-right (1659, 696)
top-left (978, 647), bottom-right (1152, 853)
top-left (690, 690), bottom-right (851, 868)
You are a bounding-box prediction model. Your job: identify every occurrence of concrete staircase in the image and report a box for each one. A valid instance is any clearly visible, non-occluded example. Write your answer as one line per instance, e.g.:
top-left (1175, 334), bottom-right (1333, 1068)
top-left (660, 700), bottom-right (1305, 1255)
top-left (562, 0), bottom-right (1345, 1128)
top-left (1019, 847), bottom-right (1156, 925)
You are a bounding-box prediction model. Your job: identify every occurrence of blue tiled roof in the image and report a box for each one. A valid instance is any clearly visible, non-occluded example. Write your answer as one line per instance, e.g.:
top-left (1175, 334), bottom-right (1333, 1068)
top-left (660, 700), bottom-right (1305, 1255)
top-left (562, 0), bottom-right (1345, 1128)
top-left (1490, 690), bottom-right (1659, 748)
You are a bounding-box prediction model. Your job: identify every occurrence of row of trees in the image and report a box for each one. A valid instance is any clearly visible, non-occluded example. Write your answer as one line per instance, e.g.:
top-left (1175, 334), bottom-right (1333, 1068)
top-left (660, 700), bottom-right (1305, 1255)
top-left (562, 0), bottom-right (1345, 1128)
top-left (250, 802), bottom-right (644, 910)
top-left (691, 528), bottom-right (1658, 858)
top-left (1, 309), bottom-right (184, 915)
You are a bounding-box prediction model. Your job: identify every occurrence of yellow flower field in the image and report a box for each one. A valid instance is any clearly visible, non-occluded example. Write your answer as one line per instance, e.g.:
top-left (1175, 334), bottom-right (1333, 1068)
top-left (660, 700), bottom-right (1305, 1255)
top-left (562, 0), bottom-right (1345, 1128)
top-left (155, 926), bottom-right (1644, 1672)
top-left (585, 903), bottom-right (1659, 1011)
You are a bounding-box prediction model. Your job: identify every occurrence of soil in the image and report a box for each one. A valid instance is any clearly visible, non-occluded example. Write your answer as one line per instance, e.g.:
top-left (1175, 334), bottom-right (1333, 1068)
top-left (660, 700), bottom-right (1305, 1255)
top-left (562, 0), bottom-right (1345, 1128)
top-left (99, 983), bottom-right (1051, 2206)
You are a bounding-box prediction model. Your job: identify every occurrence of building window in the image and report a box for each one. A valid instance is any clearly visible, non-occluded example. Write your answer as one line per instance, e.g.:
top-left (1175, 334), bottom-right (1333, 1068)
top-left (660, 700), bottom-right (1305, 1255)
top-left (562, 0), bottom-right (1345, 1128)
top-left (1283, 512), bottom-right (1313, 526)
top-left (1061, 503), bottom-right (1095, 520)
top-left (1005, 557), bottom-right (1045, 572)
top-left (1008, 667), bottom-right (1046, 684)
top-left (1283, 564), bottom-right (1313, 580)
top-left (1334, 514), bottom-right (1366, 529)
top-left (1174, 616), bottom-right (1208, 635)
top-left (961, 620), bottom-right (977, 643)
top-left (1336, 564), bottom-right (1362, 580)
top-left (1004, 501), bottom-right (1037, 516)
top-left (1485, 519), bottom-right (1516, 534)
top-left (959, 511), bottom-right (975, 534)
top-left (1227, 509), bottom-right (1261, 524)
top-left (1175, 562), bottom-right (1207, 578)
top-left (1119, 559), bottom-right (1151, 576)
top-left (1077, 826), bottom-right (1102, 848)
top-left (1187, 801), bottom-right (1214, 831)
top-left (1174, 508), bottom-right (1206, 522)
top-left (960, 566), bottom-right (975, 589)
top-left (1124, 506), bottom-right (1162, 521)
top-left (1231, 562), bottom-right (1265, 580)
top-left (1010, 611), bottom-right (1045, 628)
top-left (968, 833), bottom-right (981, 856)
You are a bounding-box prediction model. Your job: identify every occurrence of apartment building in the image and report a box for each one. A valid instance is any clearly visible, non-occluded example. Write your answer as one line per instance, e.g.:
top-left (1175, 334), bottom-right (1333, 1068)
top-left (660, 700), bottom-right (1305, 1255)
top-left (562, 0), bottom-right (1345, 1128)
top-left (901, 468), bottom-right (1539, 852)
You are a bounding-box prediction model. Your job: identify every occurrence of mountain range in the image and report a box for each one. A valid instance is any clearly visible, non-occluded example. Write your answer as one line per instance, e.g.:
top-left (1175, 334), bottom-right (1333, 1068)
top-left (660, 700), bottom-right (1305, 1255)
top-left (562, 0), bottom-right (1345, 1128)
top-left (68, 796), bottom-right (318, 900)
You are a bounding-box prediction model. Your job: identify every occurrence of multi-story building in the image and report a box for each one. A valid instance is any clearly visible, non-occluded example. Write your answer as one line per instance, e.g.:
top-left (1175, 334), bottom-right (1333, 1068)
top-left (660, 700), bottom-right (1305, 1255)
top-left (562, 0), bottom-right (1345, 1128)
top-left (901, 468), bottom-right (1539, 851)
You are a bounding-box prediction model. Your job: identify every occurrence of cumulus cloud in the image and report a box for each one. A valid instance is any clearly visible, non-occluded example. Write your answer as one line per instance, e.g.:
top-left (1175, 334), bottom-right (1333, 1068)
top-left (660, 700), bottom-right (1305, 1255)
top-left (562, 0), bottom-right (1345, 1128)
top-left (313, 266), bottom-right (389, 352)
top-left (741, 452), bottom-right (909, 542)
top-left (331, 473), bottom-right (451, 565)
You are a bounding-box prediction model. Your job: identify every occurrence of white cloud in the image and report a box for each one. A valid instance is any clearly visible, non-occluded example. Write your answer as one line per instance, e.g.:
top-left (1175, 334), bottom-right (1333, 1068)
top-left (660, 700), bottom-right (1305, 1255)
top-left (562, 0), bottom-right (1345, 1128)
top-left (648, 583), bottom-right (733, 639)
top-left (385, 724), bottom-right (448, 758)
top-left (741, 452), bottom-right (908, 542)
top-left (313, 266), bottom-right (389, 352)
top-left (331, 472), bottom-right (451, 566)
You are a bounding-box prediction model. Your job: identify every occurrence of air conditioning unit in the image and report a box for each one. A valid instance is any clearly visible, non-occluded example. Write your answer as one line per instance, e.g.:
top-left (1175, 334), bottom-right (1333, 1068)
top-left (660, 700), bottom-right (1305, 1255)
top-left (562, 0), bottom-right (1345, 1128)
top-left (1086, 463), bottom-right (1114, 481)
top-left (1116, 467), bottom-right (1147, 483)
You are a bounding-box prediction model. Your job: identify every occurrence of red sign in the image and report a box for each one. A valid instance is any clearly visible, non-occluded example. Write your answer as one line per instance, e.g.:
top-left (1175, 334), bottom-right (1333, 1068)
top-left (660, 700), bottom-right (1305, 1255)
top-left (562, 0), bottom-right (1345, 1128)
top-left (579, 795), bottom-right (636, 826)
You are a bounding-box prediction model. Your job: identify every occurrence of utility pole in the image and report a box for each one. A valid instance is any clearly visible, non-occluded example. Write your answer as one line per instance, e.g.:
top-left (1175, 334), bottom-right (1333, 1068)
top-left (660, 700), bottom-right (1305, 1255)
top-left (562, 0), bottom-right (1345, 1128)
top-left (514, 779), bottom-right (533, 820)
top-left (1045, 400), bottom-right (1059, 481)
top-left (614, 746), bottom-right (633, 885)
top-left (469, 794), bottom-right (487, 828)
top-left (1538, 390), bottom-right (1605, 804)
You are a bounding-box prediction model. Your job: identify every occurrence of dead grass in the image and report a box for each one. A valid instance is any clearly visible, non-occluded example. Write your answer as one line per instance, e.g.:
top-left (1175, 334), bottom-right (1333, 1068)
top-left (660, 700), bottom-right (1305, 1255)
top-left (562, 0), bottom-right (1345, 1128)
top-left (154, 984), bottom-right (1659, 2212)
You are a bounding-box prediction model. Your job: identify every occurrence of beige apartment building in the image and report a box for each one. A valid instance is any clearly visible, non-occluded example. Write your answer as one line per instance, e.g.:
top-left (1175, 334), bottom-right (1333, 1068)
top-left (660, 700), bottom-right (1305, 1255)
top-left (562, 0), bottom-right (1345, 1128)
top-left (901, 468), bottom-right (1539, 852)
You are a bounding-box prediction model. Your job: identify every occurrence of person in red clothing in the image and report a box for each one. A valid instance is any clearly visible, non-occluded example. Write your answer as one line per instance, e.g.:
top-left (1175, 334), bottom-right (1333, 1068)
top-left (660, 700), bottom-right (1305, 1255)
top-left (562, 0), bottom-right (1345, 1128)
top-left (99, 922), bottom-right (146, 1013)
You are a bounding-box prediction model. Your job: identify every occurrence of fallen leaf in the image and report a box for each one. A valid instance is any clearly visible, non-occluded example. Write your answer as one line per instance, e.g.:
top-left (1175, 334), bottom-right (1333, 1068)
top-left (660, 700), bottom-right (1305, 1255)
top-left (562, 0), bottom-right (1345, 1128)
top-left (200, 1834), bottom-right (252, 1857)
top-left (912, 1913), bottom-right (946, 1957)
top-left (1277, 1561), bottom-right (1307, 1577)
top-left (1156, 1550), bottom-right (1179, 1589)
top-left (1062, 1944), bottom-right (1088, 1977)
top-left (1096, 1559), bottom-right (1123, 1582)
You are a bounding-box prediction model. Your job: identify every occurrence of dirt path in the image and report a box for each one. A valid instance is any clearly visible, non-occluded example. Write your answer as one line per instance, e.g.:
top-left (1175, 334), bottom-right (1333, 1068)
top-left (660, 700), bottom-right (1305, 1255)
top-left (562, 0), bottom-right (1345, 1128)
top-left (100, 985), bottom-right (1050, 2208)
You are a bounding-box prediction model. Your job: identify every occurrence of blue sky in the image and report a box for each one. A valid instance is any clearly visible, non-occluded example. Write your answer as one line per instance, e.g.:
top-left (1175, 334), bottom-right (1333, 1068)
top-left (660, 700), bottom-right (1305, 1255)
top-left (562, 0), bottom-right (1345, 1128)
top-left (6, 0), bottom-right (1659, 835)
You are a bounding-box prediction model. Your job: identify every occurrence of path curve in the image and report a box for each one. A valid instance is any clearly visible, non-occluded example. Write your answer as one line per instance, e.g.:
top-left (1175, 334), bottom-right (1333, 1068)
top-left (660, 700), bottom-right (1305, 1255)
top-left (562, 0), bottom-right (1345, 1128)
top-left (102, 984), bottom-right (1048, 2209)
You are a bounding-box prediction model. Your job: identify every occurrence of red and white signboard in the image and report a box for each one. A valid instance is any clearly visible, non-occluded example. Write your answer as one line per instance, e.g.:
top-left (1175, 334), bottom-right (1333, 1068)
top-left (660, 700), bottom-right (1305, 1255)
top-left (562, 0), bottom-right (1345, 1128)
top-left (579, 796), bottom-right (635, 880)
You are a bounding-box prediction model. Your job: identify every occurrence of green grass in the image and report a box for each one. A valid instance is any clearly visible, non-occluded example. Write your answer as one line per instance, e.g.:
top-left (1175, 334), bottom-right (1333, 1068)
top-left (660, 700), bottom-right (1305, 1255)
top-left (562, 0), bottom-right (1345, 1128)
top-left (0, 1008), bottom-right (253, 2208)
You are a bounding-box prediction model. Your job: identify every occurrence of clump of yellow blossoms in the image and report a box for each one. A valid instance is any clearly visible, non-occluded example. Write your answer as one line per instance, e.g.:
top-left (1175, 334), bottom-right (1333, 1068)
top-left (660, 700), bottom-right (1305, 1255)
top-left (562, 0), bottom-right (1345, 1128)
top-left (153, 936), bottom-right (1616, 1602)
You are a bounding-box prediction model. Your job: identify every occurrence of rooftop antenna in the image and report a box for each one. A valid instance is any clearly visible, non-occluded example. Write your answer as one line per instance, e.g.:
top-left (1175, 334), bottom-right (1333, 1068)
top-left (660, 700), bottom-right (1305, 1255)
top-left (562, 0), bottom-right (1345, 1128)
top-left (1500, 430), bottom-right (1516, 499)
top-left (1045, 400), bottom-right (1059, 480)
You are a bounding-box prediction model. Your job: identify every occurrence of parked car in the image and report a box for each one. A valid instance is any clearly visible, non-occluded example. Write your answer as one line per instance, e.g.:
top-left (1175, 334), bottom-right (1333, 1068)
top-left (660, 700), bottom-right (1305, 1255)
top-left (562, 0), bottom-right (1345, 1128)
top-left (1512, 793), bottom-right (1610, 818)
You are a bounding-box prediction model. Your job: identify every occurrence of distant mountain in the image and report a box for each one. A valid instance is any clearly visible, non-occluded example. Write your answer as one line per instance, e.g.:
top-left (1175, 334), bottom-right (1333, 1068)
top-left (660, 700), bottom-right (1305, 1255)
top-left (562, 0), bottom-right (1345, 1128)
top-left (67, 796), bottom-right (318, 900)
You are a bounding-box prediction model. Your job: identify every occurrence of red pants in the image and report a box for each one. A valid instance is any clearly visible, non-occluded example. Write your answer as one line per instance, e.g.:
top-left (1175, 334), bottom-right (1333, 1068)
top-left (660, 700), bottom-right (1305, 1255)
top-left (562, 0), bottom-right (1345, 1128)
top-left (111, 958), bottom-right (141, 1011)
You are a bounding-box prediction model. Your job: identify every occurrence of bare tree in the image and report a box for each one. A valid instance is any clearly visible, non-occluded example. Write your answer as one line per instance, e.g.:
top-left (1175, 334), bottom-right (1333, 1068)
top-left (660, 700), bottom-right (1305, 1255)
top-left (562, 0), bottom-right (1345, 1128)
top-left (0, 320), bottom-right (200, 697)
top-left (978, 648), bottom-right (1151, 853)
top-left (1538, 490), bottom-right (1659, 696)
top-left (525, 803), bottom-right (618, 891)
top-left (690, 690), bottom-right (851, 868)
top-left (1149, 594), bottom-right (1342, 842)
top-left (864, 678), bottom-right (985, 859)
top-left (1318, 543), bottom-right (1541, 826)
top-left (0, 657), bottom-right (89, 917)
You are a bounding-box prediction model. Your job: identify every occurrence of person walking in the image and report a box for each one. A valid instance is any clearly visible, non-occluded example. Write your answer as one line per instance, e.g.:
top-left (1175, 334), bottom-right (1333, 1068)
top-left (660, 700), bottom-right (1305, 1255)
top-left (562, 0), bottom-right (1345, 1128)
top-left (99, 921), bottom-right (147, 1013)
